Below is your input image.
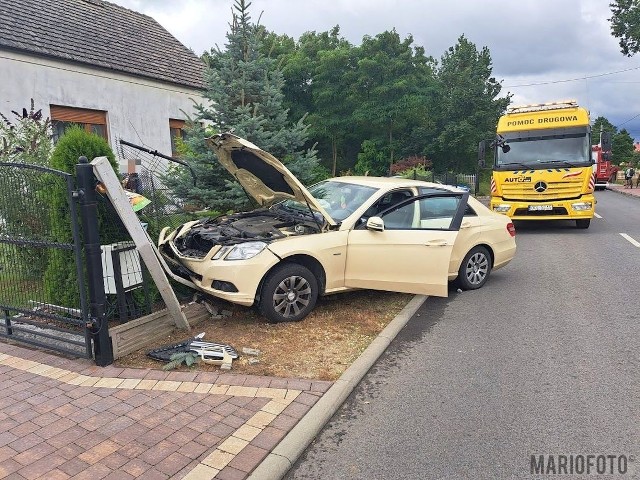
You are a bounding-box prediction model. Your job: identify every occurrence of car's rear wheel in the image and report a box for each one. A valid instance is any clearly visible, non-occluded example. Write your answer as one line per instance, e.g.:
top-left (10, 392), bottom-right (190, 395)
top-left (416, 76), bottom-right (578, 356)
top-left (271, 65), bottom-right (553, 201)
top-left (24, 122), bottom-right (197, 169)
top-left (259, 264), bottom-right (318, 323)
top-left (457, 246), bottom-right (492, 290)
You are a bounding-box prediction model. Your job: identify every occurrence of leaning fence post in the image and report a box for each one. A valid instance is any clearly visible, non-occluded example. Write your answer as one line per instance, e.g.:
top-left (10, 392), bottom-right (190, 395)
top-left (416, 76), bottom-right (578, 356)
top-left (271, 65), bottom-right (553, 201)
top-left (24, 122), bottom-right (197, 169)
top-left (76, 156), bottom-right (113, 366)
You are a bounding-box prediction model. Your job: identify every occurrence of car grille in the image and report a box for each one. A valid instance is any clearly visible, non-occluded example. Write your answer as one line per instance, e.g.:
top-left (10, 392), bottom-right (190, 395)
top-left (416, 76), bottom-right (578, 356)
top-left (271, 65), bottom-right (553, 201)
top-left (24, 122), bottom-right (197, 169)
top-left (160, 244), bottom-right (203, 282)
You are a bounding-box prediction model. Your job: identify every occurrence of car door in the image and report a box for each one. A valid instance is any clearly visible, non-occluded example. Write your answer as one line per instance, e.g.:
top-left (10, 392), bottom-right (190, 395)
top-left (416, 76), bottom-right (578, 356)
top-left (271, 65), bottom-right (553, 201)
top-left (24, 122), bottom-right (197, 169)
top-left (344, 191), bottom-right (469, 297)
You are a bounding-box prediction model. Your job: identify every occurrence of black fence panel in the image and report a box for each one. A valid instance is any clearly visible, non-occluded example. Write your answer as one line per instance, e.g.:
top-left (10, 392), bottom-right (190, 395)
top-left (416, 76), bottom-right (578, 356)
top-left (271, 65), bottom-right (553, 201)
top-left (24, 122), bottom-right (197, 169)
top-left (0, 162), bottom-right (92, 358)
top-left (406, 169), bottom-right (477, 193)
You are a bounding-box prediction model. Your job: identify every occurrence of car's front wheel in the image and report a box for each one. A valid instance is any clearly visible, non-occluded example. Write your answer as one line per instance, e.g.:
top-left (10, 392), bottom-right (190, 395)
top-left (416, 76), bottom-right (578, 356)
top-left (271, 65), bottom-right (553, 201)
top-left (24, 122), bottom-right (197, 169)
top-left (259, 264), bottom-right (318, 323)
top-left (457, 246), bottom-right (492, 290)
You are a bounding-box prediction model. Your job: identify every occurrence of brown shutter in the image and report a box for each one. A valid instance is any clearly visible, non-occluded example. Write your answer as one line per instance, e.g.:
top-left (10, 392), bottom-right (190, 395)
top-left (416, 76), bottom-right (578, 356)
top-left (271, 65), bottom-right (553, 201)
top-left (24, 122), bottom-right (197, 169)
top-left (169, 119), bottom-right (186, 129)
top-left (50, 105), bottom-right (107, 125)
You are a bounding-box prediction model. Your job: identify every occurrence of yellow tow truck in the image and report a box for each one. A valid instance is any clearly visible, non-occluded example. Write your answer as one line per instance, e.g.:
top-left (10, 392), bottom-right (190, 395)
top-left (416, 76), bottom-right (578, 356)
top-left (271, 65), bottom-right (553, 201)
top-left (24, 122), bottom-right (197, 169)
top-left (480, 100), bottom-right (603, 229)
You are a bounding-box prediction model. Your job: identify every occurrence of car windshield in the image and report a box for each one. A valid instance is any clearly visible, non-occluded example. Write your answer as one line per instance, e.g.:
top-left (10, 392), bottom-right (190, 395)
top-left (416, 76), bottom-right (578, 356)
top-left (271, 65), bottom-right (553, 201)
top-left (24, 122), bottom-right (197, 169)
top-left (277, 180), bottom-right (378, 221)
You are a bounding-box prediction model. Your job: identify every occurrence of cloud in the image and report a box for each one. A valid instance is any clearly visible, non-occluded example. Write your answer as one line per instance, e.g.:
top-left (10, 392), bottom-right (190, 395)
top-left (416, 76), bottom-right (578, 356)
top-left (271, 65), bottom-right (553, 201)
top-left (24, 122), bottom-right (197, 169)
top-left (109, 0), bottom-right (640, 139)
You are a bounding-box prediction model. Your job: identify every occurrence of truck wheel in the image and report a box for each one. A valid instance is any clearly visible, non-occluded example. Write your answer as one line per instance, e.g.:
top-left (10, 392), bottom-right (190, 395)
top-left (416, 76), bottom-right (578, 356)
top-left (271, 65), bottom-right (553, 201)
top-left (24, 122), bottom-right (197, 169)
top-left (259, 264), bottom-right (318, 323)
top-left (456, 246), bottom-right (492, 290)
top-left (576, 219), bottom-right (590, 229)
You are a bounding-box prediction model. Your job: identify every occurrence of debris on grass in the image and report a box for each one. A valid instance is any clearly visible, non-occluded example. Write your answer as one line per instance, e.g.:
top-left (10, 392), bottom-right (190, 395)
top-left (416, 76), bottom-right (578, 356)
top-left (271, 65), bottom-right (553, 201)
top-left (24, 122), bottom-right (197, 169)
top-left (116, 290), bottom-right (413, 380)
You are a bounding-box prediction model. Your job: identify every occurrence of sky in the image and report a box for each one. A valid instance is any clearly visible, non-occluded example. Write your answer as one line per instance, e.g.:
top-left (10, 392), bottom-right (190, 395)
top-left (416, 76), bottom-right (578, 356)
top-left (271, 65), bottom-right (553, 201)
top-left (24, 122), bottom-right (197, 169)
top-left (111, 0), bottom-right (640, 141)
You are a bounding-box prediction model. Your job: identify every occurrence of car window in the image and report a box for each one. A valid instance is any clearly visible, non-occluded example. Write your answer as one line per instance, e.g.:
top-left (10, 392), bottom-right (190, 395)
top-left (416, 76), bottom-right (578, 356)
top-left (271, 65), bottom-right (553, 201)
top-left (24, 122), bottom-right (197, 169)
top-left (380, 200), bottom-right (418, 229)
top-left (416, 196), bottom-right (462, 229)
top-left (374, 195), bottom-right (463, 230)
top-left (358, 189), bottom-right (413, 225)
top-left (464, 204), bottom-right (477, 216)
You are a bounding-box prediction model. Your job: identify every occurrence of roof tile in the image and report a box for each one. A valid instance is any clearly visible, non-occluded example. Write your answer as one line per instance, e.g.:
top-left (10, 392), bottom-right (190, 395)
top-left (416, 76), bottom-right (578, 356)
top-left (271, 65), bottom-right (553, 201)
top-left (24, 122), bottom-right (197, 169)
top-left (0, 0), bottom-right (205, 89)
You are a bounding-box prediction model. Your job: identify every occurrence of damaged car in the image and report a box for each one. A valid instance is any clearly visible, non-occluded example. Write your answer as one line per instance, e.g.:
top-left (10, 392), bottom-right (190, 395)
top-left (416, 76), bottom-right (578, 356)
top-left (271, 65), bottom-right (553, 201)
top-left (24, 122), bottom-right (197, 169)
top-left (159, 133), bottom-right (517, 323)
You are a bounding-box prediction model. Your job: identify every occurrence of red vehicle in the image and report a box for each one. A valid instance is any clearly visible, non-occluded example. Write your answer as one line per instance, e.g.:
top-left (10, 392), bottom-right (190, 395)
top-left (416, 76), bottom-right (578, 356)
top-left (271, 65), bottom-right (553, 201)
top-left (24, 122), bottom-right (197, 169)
top-left (592, 144), bottom-right (618, 190)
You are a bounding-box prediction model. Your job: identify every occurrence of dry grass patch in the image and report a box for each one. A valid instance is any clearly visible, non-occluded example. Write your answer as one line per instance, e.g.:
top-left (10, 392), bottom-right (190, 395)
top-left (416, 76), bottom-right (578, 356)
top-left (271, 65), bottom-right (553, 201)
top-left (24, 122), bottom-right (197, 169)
top-left (115, 290), bottom-right (413, 380)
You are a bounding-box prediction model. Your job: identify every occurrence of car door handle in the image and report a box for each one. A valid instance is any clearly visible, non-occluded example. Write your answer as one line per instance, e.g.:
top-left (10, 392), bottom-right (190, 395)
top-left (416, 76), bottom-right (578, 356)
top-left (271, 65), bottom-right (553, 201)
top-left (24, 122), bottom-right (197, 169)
top-left (425, 240), bottom-right (449, 246)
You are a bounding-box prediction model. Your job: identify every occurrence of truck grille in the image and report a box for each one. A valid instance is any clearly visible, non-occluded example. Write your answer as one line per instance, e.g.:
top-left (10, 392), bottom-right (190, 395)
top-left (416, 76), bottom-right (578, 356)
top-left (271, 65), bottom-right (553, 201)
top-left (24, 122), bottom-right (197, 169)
top-left (501, 179), bottom-right (583, 201)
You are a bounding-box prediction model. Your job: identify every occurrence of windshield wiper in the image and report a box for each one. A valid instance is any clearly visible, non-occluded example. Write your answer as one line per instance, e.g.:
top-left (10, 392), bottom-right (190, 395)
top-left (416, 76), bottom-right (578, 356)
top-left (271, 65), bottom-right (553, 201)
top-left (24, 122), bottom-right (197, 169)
top-left (545, 160), bottom-right (580, 168)
top-left (499, 162), bottom-right (533, 170)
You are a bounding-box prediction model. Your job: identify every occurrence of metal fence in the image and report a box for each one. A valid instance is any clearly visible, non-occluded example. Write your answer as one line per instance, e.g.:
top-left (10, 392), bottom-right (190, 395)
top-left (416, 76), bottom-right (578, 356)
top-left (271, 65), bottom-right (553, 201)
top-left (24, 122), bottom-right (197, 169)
top-left (0, 146), bottom-right (197, 365)
top-left (0, 162), bottom-right (93, 358)
top-left (405, 169), bottom-right (477, 193)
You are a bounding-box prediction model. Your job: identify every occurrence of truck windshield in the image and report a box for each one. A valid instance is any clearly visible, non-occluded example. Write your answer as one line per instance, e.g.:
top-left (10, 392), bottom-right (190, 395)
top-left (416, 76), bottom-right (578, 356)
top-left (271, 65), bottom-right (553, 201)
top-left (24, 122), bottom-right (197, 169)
top-left (495, 129), bottom-right (591, 170)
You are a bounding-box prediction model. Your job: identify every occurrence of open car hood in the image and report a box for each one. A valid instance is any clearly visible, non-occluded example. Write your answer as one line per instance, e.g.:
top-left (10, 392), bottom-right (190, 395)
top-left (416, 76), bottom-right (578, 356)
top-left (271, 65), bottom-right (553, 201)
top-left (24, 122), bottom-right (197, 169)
top-left (207, 133), bottom-right (337, 226)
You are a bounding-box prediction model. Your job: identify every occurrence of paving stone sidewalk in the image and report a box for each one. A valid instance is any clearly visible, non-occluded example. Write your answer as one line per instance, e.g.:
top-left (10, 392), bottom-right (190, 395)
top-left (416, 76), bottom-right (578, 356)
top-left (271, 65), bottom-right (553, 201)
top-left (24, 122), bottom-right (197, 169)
top-left (0, 341), bottom-right (332, 479)
top-left (607, 183), bottom-right (640, 198)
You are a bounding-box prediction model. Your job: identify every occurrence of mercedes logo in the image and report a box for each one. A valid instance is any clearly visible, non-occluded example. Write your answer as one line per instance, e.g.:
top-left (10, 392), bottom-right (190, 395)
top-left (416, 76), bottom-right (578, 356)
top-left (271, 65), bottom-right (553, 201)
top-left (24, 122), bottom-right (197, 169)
top-left (534, 181), bottom-right (547, 192)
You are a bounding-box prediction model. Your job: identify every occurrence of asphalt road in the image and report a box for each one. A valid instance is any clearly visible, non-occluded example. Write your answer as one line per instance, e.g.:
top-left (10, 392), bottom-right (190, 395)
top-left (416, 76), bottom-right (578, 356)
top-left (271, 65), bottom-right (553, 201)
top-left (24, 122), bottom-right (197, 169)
top-left (286, 189), bottom-right (640, 480)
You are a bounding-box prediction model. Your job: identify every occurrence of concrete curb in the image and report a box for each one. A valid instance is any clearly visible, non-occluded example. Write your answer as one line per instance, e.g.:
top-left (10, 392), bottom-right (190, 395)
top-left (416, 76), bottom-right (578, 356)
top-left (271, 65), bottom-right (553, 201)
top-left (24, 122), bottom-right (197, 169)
top-left (247, 294), bottom-right (427, 480)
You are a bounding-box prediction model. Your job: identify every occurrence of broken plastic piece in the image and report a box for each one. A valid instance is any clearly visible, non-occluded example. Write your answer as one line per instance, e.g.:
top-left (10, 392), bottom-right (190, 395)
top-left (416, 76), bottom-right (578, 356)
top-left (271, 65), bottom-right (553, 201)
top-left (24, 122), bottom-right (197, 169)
top-left (147, 337), bottom-right (238, 362)
top-left (242, 347), bottom-right (261, 356)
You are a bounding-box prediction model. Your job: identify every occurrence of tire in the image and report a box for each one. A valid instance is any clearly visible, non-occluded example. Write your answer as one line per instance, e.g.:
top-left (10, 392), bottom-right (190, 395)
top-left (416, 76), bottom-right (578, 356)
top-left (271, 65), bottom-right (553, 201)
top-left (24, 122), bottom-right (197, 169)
top-left (259, 264), bottom-right (318, 323)
top-left (576, 219), bottom-right (590, 229)
top-left (456, 246), bottom-right (492, 290)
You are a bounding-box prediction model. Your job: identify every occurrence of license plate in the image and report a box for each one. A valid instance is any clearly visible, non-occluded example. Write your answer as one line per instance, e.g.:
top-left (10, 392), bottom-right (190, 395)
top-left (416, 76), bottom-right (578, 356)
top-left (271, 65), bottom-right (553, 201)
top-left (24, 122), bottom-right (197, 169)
top-left (528, 205), bottom-right (553, 211)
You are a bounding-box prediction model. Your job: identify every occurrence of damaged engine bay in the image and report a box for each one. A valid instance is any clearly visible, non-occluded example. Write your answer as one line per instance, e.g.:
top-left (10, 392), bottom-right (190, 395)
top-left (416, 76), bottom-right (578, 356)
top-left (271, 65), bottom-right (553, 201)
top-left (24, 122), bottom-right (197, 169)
top-left (173, 205), bottom-right (325, 258)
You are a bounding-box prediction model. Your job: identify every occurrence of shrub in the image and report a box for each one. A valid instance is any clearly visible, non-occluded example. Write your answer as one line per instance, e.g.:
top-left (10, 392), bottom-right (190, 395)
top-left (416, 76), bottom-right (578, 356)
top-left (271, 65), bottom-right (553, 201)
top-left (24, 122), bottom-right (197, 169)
top-left (43, 126), bottom-right (119, 308)
top-left (0, 100), bottom-right (54, 278)
top-left (390, 155), bottom-right (433, 175)
top-left (0, 99), bottom-right (52, 165)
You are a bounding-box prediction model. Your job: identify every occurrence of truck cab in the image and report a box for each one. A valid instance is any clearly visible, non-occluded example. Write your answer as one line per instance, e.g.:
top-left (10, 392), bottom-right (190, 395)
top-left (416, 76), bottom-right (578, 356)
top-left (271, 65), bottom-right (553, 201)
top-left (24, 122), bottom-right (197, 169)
top-left (481, 100), bottom-right (596, 229)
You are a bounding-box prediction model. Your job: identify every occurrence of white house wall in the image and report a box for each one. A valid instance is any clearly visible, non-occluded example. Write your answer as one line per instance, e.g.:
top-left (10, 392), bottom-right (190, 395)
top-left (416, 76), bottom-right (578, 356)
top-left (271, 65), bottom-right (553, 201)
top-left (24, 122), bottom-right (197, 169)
top-left (0, 50), bottom-right (206, 172)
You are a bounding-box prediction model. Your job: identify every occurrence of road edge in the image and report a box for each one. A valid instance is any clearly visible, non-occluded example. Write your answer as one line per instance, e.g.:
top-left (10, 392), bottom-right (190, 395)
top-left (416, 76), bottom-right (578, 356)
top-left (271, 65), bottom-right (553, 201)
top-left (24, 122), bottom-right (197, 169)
top-left (247, 294), bottom-right (427, 480)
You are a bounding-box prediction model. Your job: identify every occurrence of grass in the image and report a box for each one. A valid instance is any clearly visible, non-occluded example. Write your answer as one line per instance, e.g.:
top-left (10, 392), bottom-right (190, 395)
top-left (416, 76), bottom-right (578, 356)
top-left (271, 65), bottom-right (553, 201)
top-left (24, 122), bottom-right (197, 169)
top-left (115, 290), bottom-right (413, 380)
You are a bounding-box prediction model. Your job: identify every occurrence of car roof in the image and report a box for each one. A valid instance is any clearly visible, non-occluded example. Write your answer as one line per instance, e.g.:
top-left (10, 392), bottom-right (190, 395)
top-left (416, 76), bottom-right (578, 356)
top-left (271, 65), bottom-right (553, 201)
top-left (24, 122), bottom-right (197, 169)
top-left (327, 176), bottom-right (463, 192)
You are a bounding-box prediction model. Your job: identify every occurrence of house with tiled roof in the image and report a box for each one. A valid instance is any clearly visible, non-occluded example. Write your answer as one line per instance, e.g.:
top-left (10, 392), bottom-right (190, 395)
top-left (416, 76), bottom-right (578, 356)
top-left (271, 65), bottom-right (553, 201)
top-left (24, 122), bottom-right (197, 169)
top-left (0, 0), bottom-right (207, 170)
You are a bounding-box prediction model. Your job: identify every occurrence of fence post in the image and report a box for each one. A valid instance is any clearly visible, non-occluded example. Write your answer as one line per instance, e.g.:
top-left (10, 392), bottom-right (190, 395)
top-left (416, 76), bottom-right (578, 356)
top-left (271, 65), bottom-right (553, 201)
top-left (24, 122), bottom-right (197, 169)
top-left (76, 156), bottom-right (113, 366)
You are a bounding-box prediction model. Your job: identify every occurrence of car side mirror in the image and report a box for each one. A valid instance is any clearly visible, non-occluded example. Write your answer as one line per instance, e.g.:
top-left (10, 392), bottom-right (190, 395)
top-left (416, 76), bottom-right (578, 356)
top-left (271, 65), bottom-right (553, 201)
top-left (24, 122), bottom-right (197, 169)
top-left (366, 216), bottom-right (384, 232)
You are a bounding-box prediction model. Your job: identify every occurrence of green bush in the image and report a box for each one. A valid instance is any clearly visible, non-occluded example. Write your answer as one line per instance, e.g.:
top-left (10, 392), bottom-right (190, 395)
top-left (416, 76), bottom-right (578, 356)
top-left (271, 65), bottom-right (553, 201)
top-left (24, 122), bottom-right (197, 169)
top-left (43, 126), bottom-right (118, 308)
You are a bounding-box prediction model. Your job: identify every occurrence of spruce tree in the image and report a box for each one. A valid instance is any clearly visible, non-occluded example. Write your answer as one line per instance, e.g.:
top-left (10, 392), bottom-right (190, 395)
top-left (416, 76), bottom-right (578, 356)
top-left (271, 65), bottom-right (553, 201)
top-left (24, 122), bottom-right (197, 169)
top-left (164, 0), bottom-right (321, 212)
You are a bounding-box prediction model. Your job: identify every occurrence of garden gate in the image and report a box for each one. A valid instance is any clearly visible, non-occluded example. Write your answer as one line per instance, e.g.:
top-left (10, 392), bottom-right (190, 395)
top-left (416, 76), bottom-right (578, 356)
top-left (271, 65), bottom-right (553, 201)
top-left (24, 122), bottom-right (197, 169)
top-left (0, 160), bottom-right (112, 365)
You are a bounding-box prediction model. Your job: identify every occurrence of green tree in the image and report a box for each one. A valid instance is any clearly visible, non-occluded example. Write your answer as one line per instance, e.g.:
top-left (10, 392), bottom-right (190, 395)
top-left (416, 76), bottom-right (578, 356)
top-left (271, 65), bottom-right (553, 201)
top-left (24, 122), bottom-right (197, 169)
top-left (167, 0), bottom-right (322, 212)
top-left (309, 43), bottom-right (361, 175)
top-left (613, 128), bottom-right (635, 164)
top-left (430, 35), bottom-right (510, 173)
top-left (354, 139), bottom-right (389, 176)
top-left (591, 115), bottom-right (617, 144)
top-left (351, 30), bottom-right (436, 174)
top-left (44, 126), bottom-right (117, 308)
top-left (609, 0), bottom-right (640, 56)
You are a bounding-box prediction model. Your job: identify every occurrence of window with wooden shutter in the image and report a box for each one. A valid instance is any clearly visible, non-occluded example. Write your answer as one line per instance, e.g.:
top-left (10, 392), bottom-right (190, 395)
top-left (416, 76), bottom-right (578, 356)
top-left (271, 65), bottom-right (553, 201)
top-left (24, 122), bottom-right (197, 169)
top-left (169, 119), bottom-right (186, 157)
top-left (50, 105), bottom-right (108, 142)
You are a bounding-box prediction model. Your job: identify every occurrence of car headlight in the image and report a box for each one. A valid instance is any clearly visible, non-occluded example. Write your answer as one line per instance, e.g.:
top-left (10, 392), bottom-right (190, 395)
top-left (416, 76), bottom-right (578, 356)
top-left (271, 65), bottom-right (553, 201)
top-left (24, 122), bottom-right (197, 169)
top-left (224, 241), bottom-right (268, 260)
top-left (571, 202), bottom-right (592, 211)
top-left (494, 204), bottom-right (511, 212)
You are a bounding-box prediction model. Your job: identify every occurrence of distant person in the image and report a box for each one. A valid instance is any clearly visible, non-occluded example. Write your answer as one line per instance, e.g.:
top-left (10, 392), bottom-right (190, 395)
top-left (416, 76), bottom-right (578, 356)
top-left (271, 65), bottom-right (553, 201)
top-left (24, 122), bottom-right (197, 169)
top-left (624, 165), bottom-right (635, 188)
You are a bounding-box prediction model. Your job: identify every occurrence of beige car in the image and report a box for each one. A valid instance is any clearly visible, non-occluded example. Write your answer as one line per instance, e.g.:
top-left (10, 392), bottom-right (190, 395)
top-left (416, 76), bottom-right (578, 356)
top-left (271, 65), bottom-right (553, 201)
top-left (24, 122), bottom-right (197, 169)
top-left (159, 133), bottom-right (517, 322)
